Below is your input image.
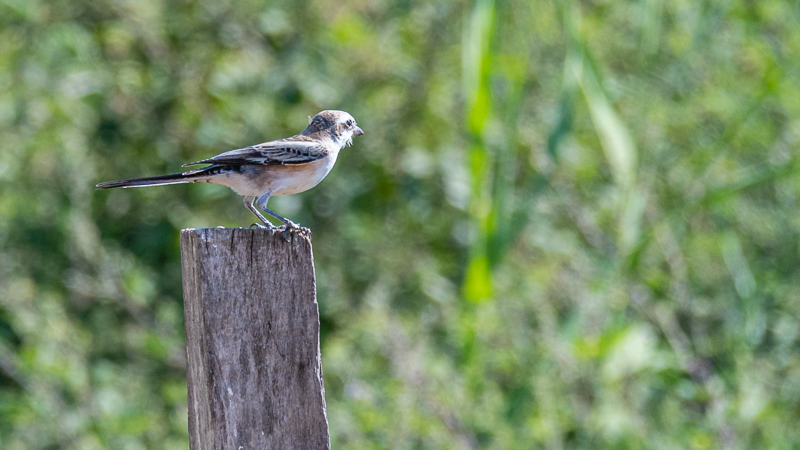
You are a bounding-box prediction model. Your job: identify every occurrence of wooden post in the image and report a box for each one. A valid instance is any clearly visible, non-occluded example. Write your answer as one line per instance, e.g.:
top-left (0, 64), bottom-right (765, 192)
top-left (180, 228), bottom-right (329, 449)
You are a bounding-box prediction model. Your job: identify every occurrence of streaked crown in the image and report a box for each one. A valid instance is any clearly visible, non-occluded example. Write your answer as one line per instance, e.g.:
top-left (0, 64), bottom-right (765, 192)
top-left (303, 110), bottom-right (357, 135)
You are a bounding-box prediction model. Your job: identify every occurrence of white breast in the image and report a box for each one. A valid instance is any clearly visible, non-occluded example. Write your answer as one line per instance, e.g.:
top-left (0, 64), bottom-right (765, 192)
top-left (271, 153), bottom-right (339, 196)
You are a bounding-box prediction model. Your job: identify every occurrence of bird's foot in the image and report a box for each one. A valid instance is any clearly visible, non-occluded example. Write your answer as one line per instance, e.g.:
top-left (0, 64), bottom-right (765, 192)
top-left (250, 222), bottom-right (275, 230)
top-left (280, 221), bottom-right (311, 242)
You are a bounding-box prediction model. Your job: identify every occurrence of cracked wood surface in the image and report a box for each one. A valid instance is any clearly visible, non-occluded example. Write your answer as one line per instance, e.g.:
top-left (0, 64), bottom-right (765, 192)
top-left (181, 227), bottom-right (329, 449)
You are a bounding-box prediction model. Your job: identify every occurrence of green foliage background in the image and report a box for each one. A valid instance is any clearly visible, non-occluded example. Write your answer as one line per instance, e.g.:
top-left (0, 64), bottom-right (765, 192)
top-left (2, 0), bottom-right (800, 448)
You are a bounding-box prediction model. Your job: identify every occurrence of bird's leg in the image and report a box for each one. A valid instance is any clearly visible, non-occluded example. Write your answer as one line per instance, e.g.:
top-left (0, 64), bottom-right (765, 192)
top-left (244, 196), bottom-right (275, 229)
top-left (256, 194), bottom-right (302, 241)
top-left (256, 194), bottom-right (298, 228)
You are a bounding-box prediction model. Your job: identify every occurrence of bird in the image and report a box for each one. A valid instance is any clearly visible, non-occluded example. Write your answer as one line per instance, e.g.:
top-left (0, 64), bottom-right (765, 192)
top-left (97, 110), bottom-right (363, 234)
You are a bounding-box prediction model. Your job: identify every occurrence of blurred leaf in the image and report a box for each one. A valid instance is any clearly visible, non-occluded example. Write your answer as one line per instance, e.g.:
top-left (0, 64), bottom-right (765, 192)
top-left (578, 57), bottom-right (637, 191)
top-left (462, 0), bottom-right (496, 304)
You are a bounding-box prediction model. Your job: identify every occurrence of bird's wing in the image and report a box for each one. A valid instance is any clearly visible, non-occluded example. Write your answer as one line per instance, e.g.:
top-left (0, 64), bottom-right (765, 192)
top-left (183, 136), bottom-right (330, 167)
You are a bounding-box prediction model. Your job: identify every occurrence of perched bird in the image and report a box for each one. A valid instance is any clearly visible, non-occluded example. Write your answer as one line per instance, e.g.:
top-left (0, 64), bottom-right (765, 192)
top-left (97, 110), bottom-right (363, 232)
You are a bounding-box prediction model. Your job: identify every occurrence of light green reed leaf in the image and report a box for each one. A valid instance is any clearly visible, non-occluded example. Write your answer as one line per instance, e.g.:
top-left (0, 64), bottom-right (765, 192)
top-left (579, 61), bottom-right (637, 190)
top-left (462, 0), bottom-right (496, 303)
top-left (463, 0), bottom-right (495, 136)
top-left (563, 0), bottom-right (637, 189)
top-left (564, 2), bottom-right (643, 253)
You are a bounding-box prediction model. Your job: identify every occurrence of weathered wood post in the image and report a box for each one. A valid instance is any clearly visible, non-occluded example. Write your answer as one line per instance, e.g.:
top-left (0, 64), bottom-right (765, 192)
top-left (180, 227), bottom-right (329, 449)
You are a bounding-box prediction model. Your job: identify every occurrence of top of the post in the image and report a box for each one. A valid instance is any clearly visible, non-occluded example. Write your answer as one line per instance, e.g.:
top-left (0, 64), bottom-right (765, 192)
top-left (180, 227), bottom-right (312, 245)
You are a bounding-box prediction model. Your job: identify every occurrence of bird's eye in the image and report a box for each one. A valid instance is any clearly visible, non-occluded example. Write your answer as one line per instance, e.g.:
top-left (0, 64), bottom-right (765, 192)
top-left (346, 119), bottom-right (354, 127)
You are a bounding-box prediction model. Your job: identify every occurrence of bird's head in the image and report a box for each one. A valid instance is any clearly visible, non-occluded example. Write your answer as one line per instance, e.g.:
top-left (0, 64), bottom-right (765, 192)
top-left (303, 110), bottom-right (364, 147)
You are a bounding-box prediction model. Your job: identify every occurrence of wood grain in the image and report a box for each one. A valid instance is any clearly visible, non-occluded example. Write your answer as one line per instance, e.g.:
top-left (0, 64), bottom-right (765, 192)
top-left (180, 227), bottom-right (329, 450)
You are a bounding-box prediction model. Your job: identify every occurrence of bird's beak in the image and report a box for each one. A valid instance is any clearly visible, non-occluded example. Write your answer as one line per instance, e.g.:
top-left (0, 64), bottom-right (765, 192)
top-left (353, 126), bottom-right (364, 136)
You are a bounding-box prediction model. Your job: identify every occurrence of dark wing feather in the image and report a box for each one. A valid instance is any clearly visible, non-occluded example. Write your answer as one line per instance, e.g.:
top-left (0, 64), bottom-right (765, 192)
top-left (183, 136), bottom-right (329, 167)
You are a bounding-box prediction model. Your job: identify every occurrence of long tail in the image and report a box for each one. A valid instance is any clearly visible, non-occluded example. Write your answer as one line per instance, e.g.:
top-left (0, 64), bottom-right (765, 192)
top-left (96, 167), bottom-right (215, 189)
